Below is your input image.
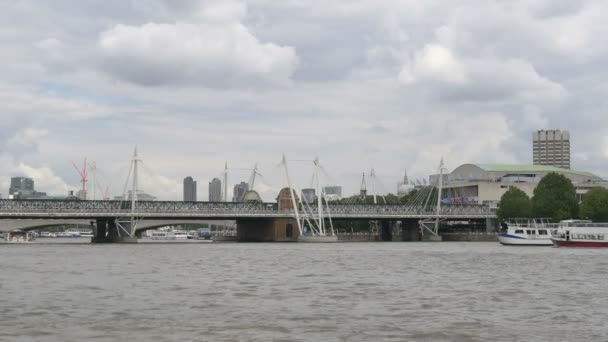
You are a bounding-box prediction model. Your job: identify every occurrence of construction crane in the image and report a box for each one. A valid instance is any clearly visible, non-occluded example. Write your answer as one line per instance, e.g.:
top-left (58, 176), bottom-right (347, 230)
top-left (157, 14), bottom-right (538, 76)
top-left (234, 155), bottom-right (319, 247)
top-left (71, 158), bottom-right (88, 200)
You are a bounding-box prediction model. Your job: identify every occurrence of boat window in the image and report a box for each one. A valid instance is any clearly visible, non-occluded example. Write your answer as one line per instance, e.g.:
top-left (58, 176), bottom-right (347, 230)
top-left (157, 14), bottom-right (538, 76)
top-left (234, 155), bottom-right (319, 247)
top-left (526, 230), bottom-right (534, 235)
top-left (514, 230), bottom-right (524, 234)
top-left (538, 230), bottom-right (547, 235)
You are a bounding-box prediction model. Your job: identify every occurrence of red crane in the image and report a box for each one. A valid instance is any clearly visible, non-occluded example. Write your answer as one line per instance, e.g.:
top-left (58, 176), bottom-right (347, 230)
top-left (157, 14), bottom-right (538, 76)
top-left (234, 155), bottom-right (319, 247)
top-left (72, 158), bottom-right (88, 200)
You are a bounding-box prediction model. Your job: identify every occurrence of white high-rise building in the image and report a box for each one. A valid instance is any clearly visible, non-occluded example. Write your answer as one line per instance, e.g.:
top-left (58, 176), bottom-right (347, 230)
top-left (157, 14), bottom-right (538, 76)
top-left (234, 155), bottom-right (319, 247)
top-left (533, 129), bottom-right (570, 169)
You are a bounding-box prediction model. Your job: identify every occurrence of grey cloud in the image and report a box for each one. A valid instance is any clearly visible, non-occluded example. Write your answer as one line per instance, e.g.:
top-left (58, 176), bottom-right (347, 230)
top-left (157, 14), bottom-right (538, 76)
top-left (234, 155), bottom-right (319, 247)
top-left (95, 3), bottom-right (298, 87)
top-left (528, 0), bottom-right (587, 18)
top-left (1, 1), bottom-right (608, 199)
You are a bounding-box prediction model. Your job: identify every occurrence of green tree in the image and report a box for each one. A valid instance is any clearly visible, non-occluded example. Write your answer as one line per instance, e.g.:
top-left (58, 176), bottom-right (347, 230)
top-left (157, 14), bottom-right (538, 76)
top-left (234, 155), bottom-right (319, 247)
top-left (400, 189), bottom-right (419, 204)
top-left (531, 172), bottom-right (578, 220)
top-left (497, 186), bottom-right (531, 221)
top-left (580, 187), bottom-right (608, 221)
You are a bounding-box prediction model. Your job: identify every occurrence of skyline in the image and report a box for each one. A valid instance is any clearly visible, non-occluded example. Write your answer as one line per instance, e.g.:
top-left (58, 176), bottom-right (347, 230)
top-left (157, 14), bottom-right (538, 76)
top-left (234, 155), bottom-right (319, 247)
top-left (3, 150), bottom-right (602, 202)
top-left (2, 1), bottom-right (608, 201)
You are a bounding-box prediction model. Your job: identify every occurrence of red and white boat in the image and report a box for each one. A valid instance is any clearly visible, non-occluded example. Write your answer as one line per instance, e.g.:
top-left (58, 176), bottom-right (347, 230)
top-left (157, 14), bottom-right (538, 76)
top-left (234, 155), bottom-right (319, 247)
top-left (551, 220), bottom-right (608, 247)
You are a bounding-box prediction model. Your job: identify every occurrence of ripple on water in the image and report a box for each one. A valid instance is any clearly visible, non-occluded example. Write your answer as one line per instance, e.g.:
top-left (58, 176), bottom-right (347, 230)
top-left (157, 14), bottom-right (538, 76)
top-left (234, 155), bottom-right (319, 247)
top-left (1, 242), bottom-right (608, 341)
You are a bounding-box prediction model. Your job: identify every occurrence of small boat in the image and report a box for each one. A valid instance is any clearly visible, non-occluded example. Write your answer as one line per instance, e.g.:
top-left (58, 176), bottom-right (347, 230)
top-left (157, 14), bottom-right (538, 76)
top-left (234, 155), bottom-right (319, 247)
top-left (551, 220), bottom-right (608, 247)
top-left (3, 231), bottom-right (35, 243)
top-left (173, 230), bottom-right (188, 240)
top-left (56, 230), bottom-right (81, 238)
top-left (150, 231), bottom-right (173, 240)
top-left (497, 219), bottom-right (553, 246)
top-left (148, 228), bottom-right (189, 241)
top-left (39, 232), bottom-right (57, 238)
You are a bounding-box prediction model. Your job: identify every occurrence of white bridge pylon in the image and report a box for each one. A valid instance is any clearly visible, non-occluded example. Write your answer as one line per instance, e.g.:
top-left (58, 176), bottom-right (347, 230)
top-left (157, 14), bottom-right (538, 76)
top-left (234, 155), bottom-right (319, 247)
top-left (280, 155), bottom-right (335, 237)
top-left (419, 157), bottom-right (446, 236)
top-left (114, 147), bottom-right (141, 238)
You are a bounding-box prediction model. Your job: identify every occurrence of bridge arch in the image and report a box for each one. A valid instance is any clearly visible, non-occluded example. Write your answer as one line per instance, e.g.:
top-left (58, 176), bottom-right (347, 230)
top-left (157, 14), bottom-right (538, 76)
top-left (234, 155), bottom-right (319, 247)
top-left (134, 219), bottom-right (232, 233)
top-left (0, 219), bottom-right (93, 232)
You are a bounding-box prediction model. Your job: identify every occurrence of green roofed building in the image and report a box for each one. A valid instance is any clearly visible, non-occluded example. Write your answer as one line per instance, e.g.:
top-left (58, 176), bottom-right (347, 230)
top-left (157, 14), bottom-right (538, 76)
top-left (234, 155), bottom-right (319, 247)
top-left (430, 163), bottom-right (606, 209)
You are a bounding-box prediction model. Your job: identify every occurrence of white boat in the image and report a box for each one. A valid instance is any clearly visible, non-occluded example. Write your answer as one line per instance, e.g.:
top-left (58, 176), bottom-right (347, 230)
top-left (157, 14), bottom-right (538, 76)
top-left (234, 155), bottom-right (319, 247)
top-left (148, 228), bottom-right (189, 240)
top-left (551, 220), bottom-right (608, 247)
top-left (56, 230), bottom-right (81, 238)
top-left (497, 219), bottom-right (554, 246)
top-left (39, 232), bottom-right (57, 238)
top-left (173, 230), bottom-right (188, 240)
top-left (78, 230), bottom-right (93, 238)
top-left (3, 231), bottom-right (35, 243)
top-left (150, 231), bottom-right (174, 240)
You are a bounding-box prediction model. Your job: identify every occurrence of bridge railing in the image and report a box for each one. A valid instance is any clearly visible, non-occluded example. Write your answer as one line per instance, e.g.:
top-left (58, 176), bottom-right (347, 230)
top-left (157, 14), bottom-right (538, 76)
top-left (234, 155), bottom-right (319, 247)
top-left (0, 200), bottom-right (494, 218)
top-left (0, 200), bottom-right (278, 215)
top-left (325, 203), bottom-right (492, 215)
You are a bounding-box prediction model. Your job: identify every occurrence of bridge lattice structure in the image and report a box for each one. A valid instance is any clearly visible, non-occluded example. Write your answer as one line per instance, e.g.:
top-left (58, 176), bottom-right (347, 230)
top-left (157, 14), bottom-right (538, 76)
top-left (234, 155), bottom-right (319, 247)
top-left (0, 199), bottom-right (495, 221)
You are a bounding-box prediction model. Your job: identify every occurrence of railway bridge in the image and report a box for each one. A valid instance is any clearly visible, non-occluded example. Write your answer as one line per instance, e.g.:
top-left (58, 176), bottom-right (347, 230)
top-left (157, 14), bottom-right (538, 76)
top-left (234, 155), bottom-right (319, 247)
top-left (0, 199), bottom-right (496, 242)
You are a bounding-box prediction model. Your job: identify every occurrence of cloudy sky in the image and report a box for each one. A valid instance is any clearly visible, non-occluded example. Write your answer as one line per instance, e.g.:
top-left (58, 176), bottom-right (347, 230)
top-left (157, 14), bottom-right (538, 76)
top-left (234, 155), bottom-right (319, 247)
top-left (1, 0), bottom-right (607, 200)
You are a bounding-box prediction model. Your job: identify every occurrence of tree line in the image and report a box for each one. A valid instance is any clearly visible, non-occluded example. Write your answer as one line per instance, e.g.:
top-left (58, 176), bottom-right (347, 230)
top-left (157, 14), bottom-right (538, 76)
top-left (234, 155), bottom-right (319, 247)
top-left (497, 172), bottom-right (608, 222)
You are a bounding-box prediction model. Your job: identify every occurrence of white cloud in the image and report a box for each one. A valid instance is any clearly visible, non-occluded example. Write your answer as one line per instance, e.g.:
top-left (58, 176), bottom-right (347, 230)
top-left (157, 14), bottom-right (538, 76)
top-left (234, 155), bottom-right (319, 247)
top-left (399, 44), bottom-right (468, 85)
top-left (399, 43), bottom-right (566, 103)
top-left (2, 1), bottom-right (608, 200)
top-left (2, 162), bottom-right (73, 196)
top-left (522, 105), bottom-right (548, 128)
top-left (97, 1), bottom-right (298, 87)
top-left (15, 163), bottom-right (71, 194)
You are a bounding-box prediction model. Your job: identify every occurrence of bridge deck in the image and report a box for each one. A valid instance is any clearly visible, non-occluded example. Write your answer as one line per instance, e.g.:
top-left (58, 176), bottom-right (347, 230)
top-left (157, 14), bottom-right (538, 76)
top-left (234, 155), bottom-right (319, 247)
top-left (0, 199), bottom-right (496, 220)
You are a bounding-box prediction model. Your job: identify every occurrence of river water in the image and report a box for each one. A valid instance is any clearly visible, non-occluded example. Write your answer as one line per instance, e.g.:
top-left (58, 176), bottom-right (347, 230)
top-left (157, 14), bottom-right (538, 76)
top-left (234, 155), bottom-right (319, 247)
top-left (1, 240), bottom-right (607, 341)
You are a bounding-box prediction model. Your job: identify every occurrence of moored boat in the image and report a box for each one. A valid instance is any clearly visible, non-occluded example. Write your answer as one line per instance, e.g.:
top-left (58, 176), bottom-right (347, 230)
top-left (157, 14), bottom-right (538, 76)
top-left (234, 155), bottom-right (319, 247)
top-left (39, 232), bottom-right (57, 238)
top-left (3, 231), bottom-right (35, 243)
top-left (497, 219), bottom-right (553, 246)
top-left (551, 220), bottom-right (608, 247)
top-left (56, 230), bottom-right (81, 238)
top-left (149, 229), bottom-right (188, 240)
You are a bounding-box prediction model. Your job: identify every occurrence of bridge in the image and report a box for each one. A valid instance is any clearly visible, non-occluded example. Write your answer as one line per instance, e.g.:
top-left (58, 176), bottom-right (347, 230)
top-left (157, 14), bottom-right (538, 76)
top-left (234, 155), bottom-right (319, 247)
top-left (1, 151), bottom-right (497, 242)
top-left (0, 199), bottom-right (494, 220)
top-left (0, 199), bottom-right (495, 242)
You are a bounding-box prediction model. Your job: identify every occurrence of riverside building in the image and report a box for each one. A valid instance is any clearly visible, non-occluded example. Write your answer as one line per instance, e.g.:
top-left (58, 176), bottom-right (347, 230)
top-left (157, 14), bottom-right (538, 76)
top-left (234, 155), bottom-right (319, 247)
top-left (8, 177), bottom-right (47, 199)
top-left (433, 163), bottom-right (606, 209)
top-left (533, 129), bottom-right (570, 169)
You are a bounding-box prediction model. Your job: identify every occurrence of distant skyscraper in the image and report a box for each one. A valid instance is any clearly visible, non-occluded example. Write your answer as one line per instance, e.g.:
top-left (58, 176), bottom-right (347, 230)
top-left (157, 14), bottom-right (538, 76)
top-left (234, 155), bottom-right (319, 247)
top-left (232, 182), bottom-right (249, 202)
top-left (183, 177), bottom-right (197, 202)
top-left (533, 129), bottom-right (570, 169)
top-left (8, 177), bottom-right (47, 199)
top-left (301, 188), bottom-right (316, 203)
top-left (209, 178), bottom-right (222, 202)
top-left (9, 177), bottom-right (34, 195)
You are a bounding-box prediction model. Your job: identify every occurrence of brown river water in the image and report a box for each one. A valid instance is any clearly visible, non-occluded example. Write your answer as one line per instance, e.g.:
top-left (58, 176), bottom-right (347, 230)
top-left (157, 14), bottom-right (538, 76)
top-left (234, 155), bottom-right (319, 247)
top-left (1, 240), bottom-right (607, 341)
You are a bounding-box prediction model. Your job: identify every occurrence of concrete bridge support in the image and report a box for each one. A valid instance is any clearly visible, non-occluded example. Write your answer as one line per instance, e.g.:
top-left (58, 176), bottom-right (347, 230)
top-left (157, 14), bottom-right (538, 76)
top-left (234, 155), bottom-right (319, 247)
top-left (401, 219), bottom-right (422, 241)
top-left (380, 221), bottom-right (392, 241)
top-left (486, 218), bottom-right (497, 232)
top-left (237, 218), bottom-right (299, 242)
top-left (92, 219), bottom-right (137, 243)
